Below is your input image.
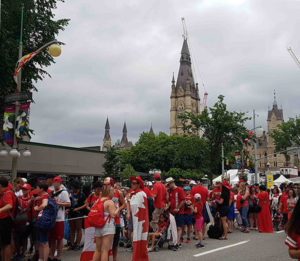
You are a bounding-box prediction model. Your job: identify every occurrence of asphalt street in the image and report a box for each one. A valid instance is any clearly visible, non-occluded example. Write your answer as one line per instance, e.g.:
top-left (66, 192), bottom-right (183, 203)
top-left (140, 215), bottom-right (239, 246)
top-left (61, 229), bottom-right (290, 261)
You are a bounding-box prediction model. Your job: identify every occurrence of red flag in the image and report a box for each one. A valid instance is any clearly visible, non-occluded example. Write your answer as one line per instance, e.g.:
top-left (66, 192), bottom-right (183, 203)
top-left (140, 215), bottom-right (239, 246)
top-left (130, 190), bottom-right (149, 261)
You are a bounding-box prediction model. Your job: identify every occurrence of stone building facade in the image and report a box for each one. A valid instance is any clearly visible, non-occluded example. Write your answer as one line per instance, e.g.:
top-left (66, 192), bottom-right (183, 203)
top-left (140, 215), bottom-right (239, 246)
top-left (249, 95), bottom-right (296, 172)
top-left (170, 38), bottom-right (201, 135)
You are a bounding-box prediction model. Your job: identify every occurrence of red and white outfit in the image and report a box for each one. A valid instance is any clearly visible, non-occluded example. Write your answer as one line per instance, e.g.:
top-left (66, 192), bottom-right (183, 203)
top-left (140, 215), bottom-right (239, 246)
top-left (130, 188), bottom-right (149, 261)
top-left (285, 233), bottom-right (300, 261)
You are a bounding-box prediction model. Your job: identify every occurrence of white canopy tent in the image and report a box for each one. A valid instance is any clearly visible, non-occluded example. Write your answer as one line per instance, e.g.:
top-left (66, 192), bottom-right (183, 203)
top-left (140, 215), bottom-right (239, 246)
top-left (273, 175), bottom-right (291, 186)
top-left (213, 169), bottom-right (240, 184)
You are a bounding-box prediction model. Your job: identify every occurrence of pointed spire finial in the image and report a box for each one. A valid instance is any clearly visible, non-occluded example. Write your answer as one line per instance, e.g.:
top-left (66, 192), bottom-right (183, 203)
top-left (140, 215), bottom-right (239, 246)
top-left (172, 72), bottom-right (175, 85)
top-left (149, 123), bottom-right (154, 134)
top-left (273, 89), bottom-right (277, 107)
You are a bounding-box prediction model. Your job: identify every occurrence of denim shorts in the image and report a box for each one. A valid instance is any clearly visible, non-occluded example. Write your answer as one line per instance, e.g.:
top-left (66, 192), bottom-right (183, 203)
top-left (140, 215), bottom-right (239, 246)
top-left (36, 228), bottom-right (49, 244)
top-left (183, 214), bottom-right (193, 226)
top-left (174, 214), bottom-right (185, 228)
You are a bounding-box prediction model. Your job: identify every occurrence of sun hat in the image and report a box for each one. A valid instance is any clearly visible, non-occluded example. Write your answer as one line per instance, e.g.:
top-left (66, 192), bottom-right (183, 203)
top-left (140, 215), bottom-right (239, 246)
top-left (130, 176), bottom-right (144, 188)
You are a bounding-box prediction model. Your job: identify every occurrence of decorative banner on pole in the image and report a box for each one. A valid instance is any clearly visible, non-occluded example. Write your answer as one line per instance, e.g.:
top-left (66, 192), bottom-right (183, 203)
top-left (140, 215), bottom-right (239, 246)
top-left (15, 102), bottom-right (30, 140)
top-left (13, 51), bottom-right (40, 84)
top-left (3, 104), bottom-right (15, 146)
top-left (235, 152), bottom-right (241, 169)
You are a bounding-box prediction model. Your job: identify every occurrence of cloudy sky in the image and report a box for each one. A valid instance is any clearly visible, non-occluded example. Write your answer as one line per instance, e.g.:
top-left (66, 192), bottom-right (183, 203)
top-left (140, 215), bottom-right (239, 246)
top-left (30, 0), bottom-right (300, 147)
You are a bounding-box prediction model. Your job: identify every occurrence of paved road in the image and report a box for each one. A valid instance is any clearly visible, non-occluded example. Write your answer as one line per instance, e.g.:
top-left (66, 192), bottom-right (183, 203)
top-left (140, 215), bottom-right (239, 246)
top-left (62, 229), bottom-right (290, 261)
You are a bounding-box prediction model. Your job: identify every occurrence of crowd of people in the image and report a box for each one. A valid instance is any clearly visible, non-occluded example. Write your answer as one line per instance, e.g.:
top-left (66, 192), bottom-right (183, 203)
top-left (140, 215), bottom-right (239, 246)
top-left (0, 174), bottom-right (300, 261)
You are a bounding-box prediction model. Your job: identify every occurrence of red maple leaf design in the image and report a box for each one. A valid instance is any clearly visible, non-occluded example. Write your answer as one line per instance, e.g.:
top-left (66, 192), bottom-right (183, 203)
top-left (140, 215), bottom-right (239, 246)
top-left (134, 196), bottom-right (149, 233)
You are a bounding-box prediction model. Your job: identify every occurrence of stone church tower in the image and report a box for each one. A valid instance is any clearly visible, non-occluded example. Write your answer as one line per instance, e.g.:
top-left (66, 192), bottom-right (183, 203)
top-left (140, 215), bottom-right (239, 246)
top-left (170, 38), bottom-right (200, 135)
top-left (102, 117), bottom-right (111, 152)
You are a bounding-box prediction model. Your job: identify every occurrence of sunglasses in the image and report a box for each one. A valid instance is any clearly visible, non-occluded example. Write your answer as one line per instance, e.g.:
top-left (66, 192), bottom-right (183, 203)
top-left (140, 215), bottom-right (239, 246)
top-left (131, 182), bottom-right (138, 185)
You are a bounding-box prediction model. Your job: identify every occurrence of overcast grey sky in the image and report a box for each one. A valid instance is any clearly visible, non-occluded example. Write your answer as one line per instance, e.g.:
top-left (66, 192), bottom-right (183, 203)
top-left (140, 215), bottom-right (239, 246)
top-left (30, 0), bottom-right (300, 147)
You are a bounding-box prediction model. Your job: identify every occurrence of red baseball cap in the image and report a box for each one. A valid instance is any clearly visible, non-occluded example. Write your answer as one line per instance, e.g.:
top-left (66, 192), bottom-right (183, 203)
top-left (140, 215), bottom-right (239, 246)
top-left (22, 183), bottom-right (32, 190)
top-left (104, 177), bottom-right (114, 185)
top-left (154, 173), bottom-right (161, 180)
top-left (53, 176), bottom-right (62, 183)
top-left (239, 179), bottom-right (245, 183)
top-left (130, 176), bottom-right (144, 188)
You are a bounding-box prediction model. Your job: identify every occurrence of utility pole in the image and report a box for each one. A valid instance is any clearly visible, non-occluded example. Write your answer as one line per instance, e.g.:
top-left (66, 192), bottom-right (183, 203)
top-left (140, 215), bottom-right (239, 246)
top-left (253, 110), bottom-right (258, 184)
top-left (11, 4), bottom-right (24, 180)
top-left (221, 143), bottom-right (225, 176)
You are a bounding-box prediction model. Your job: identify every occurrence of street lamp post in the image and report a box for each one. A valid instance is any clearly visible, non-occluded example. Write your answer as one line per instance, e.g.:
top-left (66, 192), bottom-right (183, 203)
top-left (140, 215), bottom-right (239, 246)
top-left (8, 5), bottom-right (61, 180)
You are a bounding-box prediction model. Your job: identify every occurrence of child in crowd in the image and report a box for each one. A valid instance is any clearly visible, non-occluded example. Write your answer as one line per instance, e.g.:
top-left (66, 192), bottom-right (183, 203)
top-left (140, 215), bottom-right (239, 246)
top-left (147, 215), bottom-right (168, 252)
top-left (192, 193), bottom-right (204, 248)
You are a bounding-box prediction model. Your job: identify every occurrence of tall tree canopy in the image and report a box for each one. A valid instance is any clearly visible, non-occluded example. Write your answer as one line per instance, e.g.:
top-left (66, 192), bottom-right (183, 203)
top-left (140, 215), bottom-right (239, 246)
top-left (120, 132), bottom-right (209, 174)
top-left (179, 95), bottom-right (250, 180)
top-left (271, 118), bottom-right (300, 155)
top-left (0, 0), bottom-right (69, 139)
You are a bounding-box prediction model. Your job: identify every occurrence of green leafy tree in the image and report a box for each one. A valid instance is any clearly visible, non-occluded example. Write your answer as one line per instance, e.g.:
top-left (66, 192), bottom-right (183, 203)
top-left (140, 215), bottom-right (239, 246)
top-left (121, 164), bottom-right (136, 181)
top-left (0, 0), bottom-right (69, 140)
top-left (179, 95), bottom-right (250, 181)
top-left (119, 132), bottom-right (209, 173)
top-left (103, 146), bottom-right (120, 180)
top-left (270, 118), bottom-right (300, 162)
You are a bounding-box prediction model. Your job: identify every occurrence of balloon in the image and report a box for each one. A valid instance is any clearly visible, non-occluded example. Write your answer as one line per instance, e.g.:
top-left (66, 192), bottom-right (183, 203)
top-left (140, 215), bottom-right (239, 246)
top-left (48, 44), bottom-right (61, 57)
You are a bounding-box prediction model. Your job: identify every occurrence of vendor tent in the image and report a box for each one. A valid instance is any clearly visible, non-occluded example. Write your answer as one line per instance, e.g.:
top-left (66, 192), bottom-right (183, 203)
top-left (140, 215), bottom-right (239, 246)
top-left (273, 175), bottom-right (291, 186)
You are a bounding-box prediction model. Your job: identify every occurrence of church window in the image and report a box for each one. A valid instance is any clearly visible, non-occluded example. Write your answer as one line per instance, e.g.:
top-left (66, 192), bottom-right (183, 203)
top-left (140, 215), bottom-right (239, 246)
top-left (264, 152), bottom-right (267, 157)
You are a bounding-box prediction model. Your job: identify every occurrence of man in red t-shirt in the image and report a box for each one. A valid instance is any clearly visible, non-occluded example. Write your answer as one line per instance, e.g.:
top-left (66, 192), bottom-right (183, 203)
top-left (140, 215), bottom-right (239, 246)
top-left (166, 177), bottom-right (185, 247)
top-left (150, 173), bottom-right (167, 232)
top-left (0, 177), bottom-right (15, 261)
top-left (191, 181), bottom-right (210, 237)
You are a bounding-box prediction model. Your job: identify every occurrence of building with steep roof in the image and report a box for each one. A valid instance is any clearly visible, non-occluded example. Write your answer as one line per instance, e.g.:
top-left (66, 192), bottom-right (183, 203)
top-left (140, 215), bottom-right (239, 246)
top-left (170, 37), bottom-right (200, 135)
top-left (120, 122), bottom-right (133, 149)
top-left (249, 92), bottom-right (296, 172)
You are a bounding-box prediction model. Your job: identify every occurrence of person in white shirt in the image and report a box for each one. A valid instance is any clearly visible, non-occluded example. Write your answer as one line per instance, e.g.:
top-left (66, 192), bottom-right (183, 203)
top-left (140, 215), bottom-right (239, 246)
top-left (48, 177), bottom-right (71, 261)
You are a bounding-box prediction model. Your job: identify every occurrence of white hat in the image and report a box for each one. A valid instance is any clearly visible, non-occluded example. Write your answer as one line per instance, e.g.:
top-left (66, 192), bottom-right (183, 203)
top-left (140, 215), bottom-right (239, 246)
top-left (147, 181), bottom-right (153, 186)
top-left (189, 180), bottom-right (197, 185)
top-left (194, 193), bottom-right (201, 199)
top-left (22, 178), bottom-right (27, 183)
top-left (165, 177), bottom-right (175, 184)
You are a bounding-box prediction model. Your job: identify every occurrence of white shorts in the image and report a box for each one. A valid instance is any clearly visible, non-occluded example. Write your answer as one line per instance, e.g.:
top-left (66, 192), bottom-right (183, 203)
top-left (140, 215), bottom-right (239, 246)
top-left (95, 221), bottom-right (115, 237)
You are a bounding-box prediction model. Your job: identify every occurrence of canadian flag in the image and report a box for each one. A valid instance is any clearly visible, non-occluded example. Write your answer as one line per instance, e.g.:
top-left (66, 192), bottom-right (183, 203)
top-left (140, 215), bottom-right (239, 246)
top-left (130, 190), bottom-right (149, 261)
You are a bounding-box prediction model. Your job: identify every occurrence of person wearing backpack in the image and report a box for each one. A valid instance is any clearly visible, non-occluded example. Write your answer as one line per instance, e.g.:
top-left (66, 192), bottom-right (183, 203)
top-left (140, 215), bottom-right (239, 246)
top-left (48, 177), bottom-right (71, 261)
top-left (0, 177), bottom-right (15, 261)
top-left (91, 180), bottom-right (120, 261)
top-left (33, 181), bottom-right (50, 261)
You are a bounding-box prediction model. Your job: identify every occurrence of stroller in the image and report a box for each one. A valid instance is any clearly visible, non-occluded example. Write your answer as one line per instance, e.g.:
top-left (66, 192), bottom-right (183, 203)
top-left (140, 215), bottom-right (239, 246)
top-left (150, 211), bottom-right (177, 251)
top-left (207, 211), bottom-right (224, 239)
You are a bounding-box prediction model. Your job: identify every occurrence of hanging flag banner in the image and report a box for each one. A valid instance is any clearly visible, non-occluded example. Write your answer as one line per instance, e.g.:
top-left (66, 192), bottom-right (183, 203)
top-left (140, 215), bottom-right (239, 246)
top-left (14, 51), bottom-right (40, 84)
top-left (235, 152), bottom-right (241, 169)
top-left (15, 102), bottom-right (30, 140)
top-left (3, 104), bottom-right (15, 146)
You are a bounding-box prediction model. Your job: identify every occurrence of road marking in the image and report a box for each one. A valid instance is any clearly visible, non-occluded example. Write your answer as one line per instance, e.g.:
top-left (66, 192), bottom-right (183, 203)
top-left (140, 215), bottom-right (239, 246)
top-left (276, 230), bottom-right (284, 234)
top-left (193, 240), bottom-right (250, 257)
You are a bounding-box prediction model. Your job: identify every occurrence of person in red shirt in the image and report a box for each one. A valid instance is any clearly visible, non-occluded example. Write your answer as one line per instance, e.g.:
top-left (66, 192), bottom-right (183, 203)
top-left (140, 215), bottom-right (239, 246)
top-left (279, 183), bottom-right (289, 228)
top-left (285, 199), bottom-right (300, 260)
top-left (166, 177), bottom-right (185, 248)
top-left (191, 181), bottom-right (210, 237)
top-left (183, 186), bottom-right (193, 243)
top-left (13, 183), bottom-right (32, 260)
top-left (150, 173), bottom-right (167, 232)
top-left (211, 182), bottom-right (222, 200)
top-left (85, 181), bottom-right (102, 212)
top-left (0, 177), bottom-right (15, 261)
top-left (192, 193), bottom-right (204, 248)
top-left (33, 181), bottom-right (50, 261)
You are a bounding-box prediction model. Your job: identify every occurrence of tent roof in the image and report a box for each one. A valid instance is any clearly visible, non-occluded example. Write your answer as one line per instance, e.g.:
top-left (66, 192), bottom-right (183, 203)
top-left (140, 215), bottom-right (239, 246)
top-left (274, 175), bottom-right (291, 184)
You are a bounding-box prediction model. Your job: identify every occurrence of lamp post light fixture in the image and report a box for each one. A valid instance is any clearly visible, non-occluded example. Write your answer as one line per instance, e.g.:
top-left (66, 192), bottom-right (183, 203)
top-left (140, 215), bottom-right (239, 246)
top-left (0, 147), bottom-right (31, 158)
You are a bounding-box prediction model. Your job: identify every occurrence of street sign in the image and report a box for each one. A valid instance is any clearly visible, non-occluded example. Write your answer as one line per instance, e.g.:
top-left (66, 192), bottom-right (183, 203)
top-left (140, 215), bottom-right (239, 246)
top-left (266, 174), bottom-right (273, 189)
top-left (4, 92), bottom-right (32, 103)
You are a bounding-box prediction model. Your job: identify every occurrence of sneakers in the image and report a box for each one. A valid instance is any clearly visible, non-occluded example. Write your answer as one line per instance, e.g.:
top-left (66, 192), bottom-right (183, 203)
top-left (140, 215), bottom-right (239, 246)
top-left (196, 242), bottom-right (205, 248)
top-left (186, 238), bottom-right (191, 243)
